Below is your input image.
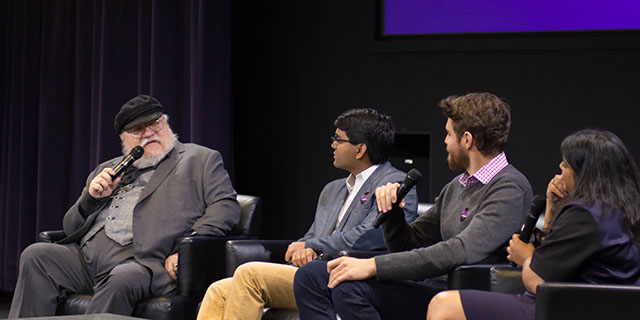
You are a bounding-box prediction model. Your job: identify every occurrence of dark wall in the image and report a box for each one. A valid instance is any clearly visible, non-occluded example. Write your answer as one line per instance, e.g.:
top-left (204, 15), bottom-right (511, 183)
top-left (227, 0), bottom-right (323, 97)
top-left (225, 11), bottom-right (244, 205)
top-left (231, 0), bottom-right (640, 239)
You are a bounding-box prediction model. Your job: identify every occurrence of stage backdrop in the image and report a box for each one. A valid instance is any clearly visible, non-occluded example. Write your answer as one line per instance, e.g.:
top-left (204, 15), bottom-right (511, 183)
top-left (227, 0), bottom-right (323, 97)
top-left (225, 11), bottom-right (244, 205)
top-left (0, 0), bottom-right (231, 291)
top-left (229, 0), bottom-right (640, 245)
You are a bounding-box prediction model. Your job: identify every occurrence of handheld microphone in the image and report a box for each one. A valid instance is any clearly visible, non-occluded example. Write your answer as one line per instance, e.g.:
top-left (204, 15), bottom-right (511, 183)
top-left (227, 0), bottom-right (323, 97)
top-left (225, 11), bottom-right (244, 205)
top-left (372, 168), bottom-right (422, 228)
top-left (518, 195), bottom-right (547, 243)
top-left (110, 146), bottom-right (144, 179)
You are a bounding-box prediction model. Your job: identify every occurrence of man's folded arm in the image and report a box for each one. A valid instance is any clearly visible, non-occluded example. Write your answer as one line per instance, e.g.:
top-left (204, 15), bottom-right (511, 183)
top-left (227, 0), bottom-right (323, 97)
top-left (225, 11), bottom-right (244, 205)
top-left (186, 150), bottom-right (241, 237)
top-left (376, 182), bottom-right (528, 281)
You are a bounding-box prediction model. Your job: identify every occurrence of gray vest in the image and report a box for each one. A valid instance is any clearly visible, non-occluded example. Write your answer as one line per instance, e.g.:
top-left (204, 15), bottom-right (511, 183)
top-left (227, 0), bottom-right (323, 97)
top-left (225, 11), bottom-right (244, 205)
top-left (81, 170), bottom-right (155, 246)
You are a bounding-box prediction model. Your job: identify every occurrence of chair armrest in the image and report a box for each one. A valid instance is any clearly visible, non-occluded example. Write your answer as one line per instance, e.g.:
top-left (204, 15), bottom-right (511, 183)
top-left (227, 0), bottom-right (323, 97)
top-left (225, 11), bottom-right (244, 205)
top-left (225, 239), bottom-right (294, 277)
top-left (177, 235), bottom-right (249, 298)
top-left (448, 264), bottom-right (524, 294)
top-left (337, 249), bottom-right (388, 259)
top-left (234, 194), bottom-right (263, 237)
top-left (448, 264), bottom-right (494, 290)
top-left (489, 265), bottom-right (524, 294)
top-left (535, 282), bottom-right (640, 320)
top-left (39, 230), bottom-right (66, 243)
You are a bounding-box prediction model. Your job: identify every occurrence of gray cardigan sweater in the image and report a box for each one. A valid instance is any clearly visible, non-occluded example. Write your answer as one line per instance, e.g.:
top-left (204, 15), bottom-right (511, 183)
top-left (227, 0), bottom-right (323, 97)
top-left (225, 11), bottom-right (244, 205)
top-left (375, 164), bottom-right (533, 281)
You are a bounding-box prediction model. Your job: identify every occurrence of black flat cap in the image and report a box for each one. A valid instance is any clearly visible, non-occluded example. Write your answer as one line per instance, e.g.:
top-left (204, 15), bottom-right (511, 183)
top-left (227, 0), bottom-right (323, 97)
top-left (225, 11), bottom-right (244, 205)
top-left (114, 95), bottom-right (164, 135)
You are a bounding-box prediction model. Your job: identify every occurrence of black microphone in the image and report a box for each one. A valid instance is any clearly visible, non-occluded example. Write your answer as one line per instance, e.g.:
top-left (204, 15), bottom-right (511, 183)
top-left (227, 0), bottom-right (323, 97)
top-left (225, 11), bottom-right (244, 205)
top-left (518, 195), bottom-right (547, 243)
top-left (110, 146), bottom-right (144, 179)
top-left (372, 168), bottom-right (422, 228)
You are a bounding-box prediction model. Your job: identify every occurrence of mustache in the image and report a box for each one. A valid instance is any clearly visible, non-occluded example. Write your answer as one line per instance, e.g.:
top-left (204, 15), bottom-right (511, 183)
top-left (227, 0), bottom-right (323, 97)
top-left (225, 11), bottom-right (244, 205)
top-left (140, 138), bottom-right (161, 147)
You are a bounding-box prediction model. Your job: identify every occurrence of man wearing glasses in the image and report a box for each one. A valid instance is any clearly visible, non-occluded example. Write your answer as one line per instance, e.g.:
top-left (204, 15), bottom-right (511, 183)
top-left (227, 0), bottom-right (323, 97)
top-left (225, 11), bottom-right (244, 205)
top-left (9, 95), bottom-right (241, 317)
top-left (294, 93), bottom-right (534, 320)
top-left (196, 108), bottom-right (418, 320)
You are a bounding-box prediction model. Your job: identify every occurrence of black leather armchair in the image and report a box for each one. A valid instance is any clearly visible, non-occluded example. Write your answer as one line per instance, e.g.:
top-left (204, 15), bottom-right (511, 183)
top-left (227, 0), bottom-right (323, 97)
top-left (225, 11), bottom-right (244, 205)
top-left (447, 264), bottom-right (524, 293)
top-left (224, 245), bottom-right (521, 320)
top-left (534, 282), bottom-right (640, 320)
top-left (224, 239), bottom-right (291, 277)
top-left (222, 203), bottom-right (435, 319)
top-left (224, 239), bottom-right (297, 320)
top-left (39, 194), bottom-right (262, 320)
top-left (222, 203), bottom-right (437, 276)
top-left (448, 266), bottom-right (640, 318)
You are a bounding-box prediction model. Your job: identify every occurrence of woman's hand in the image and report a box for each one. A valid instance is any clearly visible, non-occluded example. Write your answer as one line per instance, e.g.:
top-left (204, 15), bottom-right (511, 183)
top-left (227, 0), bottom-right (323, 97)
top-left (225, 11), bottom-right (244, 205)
top-left (507, 234), bottom-right (535, 266)
top-left (545, 174), bottom-right (570, 230)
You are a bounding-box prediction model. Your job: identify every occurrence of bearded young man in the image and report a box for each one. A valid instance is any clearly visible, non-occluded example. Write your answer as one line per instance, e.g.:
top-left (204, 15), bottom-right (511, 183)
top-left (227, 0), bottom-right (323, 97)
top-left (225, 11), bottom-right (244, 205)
top-left (9, 95), bottom-right (240, 317)
top-left (293, 92), bottom-right (534, 320)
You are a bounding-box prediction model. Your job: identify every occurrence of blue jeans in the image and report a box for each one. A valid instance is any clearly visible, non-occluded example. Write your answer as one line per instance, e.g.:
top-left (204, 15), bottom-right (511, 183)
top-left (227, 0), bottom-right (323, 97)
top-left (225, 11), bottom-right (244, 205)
top-left (293, 260), bottom-right (443, 320)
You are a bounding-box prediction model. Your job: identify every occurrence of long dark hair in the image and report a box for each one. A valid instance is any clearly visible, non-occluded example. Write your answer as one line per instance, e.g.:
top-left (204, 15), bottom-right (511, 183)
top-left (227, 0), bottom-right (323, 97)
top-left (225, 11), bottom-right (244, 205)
top-left (561, 129), bottom-right (640, 247)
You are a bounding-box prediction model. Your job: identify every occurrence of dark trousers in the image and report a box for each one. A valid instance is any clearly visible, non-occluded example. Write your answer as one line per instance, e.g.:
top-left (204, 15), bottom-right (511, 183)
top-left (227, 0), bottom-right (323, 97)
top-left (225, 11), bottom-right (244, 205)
top-left (293, 260), bottom-right (443, 320)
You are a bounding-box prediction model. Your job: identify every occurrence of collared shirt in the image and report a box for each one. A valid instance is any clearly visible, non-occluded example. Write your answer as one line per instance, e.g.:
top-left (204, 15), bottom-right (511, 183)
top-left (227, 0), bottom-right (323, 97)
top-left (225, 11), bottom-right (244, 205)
top-left (458, 152), bottom-right (508, 189)
top-left (333, 164), bottom-right (379, 233)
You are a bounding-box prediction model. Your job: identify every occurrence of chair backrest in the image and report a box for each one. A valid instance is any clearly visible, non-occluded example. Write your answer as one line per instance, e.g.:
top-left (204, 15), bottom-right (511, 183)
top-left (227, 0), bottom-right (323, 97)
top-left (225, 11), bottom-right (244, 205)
top-left (232, 194), bottom-right (262, 236)
top-left (418, 203), bottom-right (434, 216)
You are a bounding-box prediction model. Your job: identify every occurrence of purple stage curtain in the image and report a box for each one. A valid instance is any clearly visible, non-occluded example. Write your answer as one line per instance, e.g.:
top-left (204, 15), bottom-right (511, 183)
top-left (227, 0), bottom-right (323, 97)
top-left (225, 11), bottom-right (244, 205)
top-left (0, 0), bottom-right (231, 291)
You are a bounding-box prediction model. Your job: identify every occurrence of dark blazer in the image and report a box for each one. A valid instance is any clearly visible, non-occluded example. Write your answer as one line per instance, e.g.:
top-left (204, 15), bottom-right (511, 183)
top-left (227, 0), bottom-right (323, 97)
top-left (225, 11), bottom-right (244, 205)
top-left (302, 161), bottom-right (418, 255)
top-left (60, 142), bottom-right (241, 295)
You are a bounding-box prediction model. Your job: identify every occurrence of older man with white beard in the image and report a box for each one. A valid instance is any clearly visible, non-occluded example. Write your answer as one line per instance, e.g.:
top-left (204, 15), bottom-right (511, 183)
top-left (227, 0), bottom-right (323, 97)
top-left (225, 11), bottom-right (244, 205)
top-left (9, 95), bottom-right (241, 318)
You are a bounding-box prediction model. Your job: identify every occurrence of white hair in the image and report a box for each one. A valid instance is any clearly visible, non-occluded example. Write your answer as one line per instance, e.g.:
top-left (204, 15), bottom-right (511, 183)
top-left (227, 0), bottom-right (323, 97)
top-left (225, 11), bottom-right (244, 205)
top-left (120, 114), bottom-right (179, 168)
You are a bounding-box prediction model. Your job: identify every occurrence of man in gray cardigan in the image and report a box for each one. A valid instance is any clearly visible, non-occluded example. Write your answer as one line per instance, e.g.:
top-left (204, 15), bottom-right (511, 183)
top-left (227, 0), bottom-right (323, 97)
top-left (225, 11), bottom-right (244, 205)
top-left (196, 108), bottom-right (418, 320)
top-left (9, 95), bottom-right (241, 317)
top-left (294, 92), bottom-right (533, 320)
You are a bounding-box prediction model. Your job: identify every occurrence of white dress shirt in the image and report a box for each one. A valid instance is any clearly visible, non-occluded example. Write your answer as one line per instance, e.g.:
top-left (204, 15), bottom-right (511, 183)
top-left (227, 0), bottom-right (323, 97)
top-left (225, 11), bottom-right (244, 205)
top-left (333, 164), bottom-right (379, 233)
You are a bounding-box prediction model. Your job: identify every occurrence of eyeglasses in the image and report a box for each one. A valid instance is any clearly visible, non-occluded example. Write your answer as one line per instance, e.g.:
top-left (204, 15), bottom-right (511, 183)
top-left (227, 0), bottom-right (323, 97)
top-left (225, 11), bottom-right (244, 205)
top-left (126, 116), bottom-right (164, 138)
top-left (331, 134), bottom-right (352, 146)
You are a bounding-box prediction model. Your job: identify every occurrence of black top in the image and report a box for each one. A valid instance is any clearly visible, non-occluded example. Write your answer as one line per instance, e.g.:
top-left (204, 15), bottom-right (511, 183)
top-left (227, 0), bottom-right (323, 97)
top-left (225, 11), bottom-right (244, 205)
top-left (531, 201), bottom-right (640, 285)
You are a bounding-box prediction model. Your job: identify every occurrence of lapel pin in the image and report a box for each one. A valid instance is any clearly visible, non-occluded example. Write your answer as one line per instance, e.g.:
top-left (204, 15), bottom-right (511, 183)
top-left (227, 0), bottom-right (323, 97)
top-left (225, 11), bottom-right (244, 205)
top-left (460, 208), bottom-right (470, 222)
top-left (360, 192), bottom-right (370, 204)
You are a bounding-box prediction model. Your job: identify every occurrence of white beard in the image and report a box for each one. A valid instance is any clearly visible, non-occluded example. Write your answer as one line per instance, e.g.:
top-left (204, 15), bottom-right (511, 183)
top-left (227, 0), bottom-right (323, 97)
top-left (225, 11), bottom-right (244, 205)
top-left (122, 134), bottom-right (177, 169)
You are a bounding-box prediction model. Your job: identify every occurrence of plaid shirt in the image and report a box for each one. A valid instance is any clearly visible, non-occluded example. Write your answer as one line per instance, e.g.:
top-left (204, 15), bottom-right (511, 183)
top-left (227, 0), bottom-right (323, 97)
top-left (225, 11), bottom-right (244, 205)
top-left (458, 152), bottom-right (508, 189)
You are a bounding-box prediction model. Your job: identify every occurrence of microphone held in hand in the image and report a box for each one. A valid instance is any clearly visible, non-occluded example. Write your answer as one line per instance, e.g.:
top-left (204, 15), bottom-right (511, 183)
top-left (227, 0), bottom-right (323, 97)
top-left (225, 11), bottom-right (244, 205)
top-left (518, 194), bottom-right (547, 243)
top-left (372, 168), bottom-right (422, 228)
top-left (110, 146), bottom-right (144, 179)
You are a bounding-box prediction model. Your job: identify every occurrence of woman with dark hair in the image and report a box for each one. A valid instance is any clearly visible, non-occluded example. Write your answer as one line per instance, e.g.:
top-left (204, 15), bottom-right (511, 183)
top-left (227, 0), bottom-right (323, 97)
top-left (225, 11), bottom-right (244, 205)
top-left (426, 129), bottom-right (640, 320)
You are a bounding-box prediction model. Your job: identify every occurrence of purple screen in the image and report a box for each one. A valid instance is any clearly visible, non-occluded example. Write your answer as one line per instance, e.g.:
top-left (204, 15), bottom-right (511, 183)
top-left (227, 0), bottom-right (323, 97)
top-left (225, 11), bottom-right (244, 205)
top-left (385, 0), bottom-right (640, 35)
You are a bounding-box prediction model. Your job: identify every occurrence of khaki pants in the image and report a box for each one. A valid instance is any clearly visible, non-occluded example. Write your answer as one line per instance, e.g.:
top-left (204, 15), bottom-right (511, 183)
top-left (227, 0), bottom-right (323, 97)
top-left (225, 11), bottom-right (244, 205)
top-left (197, 262), bottom-right (298, 320)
